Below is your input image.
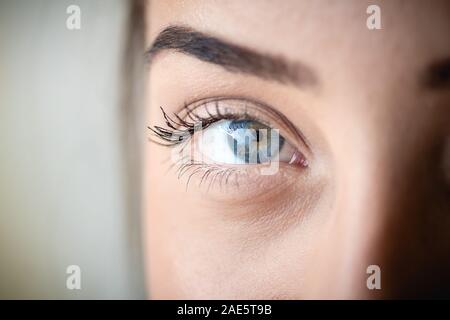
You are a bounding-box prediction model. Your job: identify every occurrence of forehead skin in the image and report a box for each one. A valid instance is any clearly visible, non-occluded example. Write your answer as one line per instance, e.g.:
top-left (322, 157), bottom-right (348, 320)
top-left (147, 0), bottom-right (450, 82)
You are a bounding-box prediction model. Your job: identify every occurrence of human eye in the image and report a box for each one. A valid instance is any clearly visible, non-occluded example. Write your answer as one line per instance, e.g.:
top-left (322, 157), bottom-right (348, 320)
top-left (196, 118), bottom-right (306, 166)
top-left (148, 97), bottom-right (311, 195)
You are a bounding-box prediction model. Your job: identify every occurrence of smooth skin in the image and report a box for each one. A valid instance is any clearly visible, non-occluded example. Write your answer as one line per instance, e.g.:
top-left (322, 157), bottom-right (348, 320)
top-left (143, 0), bottom-right (450, 299)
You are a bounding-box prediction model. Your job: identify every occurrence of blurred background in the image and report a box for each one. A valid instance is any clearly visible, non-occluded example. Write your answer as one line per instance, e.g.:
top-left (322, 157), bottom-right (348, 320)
top-left (0, 0), bottom-right (145, 298)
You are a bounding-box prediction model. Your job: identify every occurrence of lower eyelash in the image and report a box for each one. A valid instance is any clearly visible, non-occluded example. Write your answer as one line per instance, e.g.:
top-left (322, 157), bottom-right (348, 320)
top-left (174, 157), bottom-right (239, 191)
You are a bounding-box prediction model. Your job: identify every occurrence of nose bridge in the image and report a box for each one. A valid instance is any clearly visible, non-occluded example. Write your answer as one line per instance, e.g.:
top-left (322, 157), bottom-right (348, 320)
top-left (330, 113), bottom-right (428, 298)
top-left (332, 148), bottom-right (396, 298)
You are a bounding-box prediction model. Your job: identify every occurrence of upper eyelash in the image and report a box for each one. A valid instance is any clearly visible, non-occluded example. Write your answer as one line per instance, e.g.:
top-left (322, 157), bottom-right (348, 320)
top-left (148, 102), bottom-right (256, 147)
top-left (147, 106), bottom-right (206, 146)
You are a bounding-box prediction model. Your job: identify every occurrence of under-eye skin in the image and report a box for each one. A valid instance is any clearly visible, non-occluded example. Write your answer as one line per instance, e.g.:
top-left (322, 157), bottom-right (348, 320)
top-left (149, 97), bottom-right (310, 195)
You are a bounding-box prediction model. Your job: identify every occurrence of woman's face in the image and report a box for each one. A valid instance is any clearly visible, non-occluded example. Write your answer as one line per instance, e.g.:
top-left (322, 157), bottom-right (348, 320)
top-left (143, 0), bottom-right (450, 299)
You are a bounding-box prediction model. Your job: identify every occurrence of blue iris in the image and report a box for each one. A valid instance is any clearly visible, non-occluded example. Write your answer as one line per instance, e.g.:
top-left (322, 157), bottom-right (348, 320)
top-left (225, 120), bottom-right (284, 164)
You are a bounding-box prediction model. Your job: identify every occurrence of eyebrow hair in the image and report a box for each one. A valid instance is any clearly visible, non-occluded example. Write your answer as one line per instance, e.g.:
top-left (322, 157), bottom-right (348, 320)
top-left (421, 57), bottom-right (450, 90)
top-left (146, 25), bottom-right (318, 88)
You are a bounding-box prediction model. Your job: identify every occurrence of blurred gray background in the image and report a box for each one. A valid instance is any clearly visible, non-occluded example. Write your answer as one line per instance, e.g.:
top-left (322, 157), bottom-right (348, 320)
top-left (0, 0), bottom-right (145, 299)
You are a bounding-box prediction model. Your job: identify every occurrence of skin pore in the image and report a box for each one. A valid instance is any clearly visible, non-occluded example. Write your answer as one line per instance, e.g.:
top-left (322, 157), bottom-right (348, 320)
top-left (143, 0), bottom-right (450, 299)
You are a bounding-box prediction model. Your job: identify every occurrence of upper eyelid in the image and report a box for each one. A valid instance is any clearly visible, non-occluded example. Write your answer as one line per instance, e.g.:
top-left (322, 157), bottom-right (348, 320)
top-left (179, 96), bottom-right (313, 155)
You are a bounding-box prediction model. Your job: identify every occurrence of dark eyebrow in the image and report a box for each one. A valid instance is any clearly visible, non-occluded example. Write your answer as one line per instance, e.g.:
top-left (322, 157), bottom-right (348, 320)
top-left (146, 25), bottom-right (318, 88)
top-left (421, 57), bottom-right (450, 90)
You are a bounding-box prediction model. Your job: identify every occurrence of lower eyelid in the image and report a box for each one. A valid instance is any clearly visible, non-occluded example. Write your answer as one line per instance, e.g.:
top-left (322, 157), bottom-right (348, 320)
top-left (172, 158), bottom-right (303, 200)
top-left (172, 137), bottom-right (307, 190)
